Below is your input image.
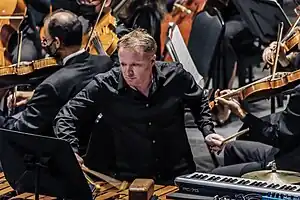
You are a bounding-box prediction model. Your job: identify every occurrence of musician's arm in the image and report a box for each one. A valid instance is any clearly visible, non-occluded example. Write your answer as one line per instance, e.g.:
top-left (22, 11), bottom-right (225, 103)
top-left (241, 113), bottom-right (279, 144)
top-left (54, 79), bottom-right (103, 153)
top-left (10, 83), bottom-right (60, 134)
top-left (181, 67), bottom-right (215, 137)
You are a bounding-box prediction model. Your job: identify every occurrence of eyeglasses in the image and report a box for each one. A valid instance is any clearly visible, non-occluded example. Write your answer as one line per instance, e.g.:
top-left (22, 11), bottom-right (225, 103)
top-left (41, 37), bottom-right (55, 47)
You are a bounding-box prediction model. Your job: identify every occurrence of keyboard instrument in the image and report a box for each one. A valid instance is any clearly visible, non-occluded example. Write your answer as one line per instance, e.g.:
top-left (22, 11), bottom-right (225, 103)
top-left (175, 172), bottom-right (300, 198)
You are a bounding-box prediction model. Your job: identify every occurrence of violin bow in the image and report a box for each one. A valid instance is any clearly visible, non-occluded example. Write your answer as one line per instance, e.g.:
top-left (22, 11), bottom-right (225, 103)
top-left (112, 0), bottom-right (129, 16)
top-left (271, 22), bottom-right (284, 80)
top-left (84, 0), bottom-right (108, 51)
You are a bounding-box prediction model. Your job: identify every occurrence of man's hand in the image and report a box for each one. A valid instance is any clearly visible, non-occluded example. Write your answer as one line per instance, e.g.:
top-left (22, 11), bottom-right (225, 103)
top-left (215, 97), bottom-right (247, 119)
top-left (213, 89), bottom-right (232, 123)
top-left (205, 133), bottom-right (225, 152)
top-left (262, 41), bottom-right (289, 67)
top-left (7, 91), bottom-right (34, 108)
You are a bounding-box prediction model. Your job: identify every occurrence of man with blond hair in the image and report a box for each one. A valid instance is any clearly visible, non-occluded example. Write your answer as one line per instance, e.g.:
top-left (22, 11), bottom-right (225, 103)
top-left (54, 29), bottom-right (224, 184)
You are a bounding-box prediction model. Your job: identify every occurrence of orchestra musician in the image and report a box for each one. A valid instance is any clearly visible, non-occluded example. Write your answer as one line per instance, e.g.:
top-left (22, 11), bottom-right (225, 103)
top-left (210, 85), bottom-right (300, 176)
top-left (7, 0), bottom-right (116, 64)
top-left (1, 10), bottom-right (112, 143)
top-left (53, 29), bottom-right (225, 184)
top-left (209, 37), bottom-right (300, 175)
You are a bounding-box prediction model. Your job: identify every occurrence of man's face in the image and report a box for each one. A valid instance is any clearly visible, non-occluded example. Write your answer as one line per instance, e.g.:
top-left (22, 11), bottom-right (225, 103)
top-left (41, 22), bottom-right (60, 57)
top-left (118, 47), bottom-right (155, 89)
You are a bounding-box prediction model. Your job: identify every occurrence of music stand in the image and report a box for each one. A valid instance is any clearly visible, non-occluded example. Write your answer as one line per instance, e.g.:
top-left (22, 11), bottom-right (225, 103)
top-left (232, 0), bottom-right (291, 43)
top-left (0, 128), bottom-right (93, 200)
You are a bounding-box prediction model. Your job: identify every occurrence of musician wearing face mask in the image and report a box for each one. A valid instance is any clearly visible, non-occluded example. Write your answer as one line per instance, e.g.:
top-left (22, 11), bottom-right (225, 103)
top-left (2, 10), bottom-right (112, 146)
top-left (7, 0), bottom-right (117, 64)
top-left (210, 83), bottom-right (300, 176)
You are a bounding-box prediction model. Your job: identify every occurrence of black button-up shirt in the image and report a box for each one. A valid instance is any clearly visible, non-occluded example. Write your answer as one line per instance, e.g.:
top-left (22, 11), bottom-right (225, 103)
top-left (54, 61), bottom-right (215, 181)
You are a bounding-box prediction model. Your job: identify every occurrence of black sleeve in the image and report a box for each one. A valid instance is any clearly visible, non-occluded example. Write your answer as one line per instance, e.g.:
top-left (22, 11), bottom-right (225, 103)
top-left (241, 113), bottom-right (279, 144)
top-left (54, 79), bottom-right (104, 153)
top-left (12, 83), bottom-right (61, 134)
top-left (181, 66), bottom-right (215, 137)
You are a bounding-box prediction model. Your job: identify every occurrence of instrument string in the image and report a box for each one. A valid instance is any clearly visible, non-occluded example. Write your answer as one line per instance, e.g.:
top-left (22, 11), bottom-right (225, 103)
top-left (84, 0), bottom-right (108, 51)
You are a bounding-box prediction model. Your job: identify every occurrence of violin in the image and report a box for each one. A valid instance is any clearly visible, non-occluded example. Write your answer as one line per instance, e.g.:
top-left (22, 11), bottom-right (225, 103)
top-left (83, 8), bottom-right (118, 56)
top-left (264, 7), bottom-right (300, 66)
top-left (209, 69), bottom-right (300, 110)
top-left (282, 28), bottom-right (300, 53)
top-left (0, 0), bottom-right (27, 67)
top-left (0, 57), bottom-right (57, 76)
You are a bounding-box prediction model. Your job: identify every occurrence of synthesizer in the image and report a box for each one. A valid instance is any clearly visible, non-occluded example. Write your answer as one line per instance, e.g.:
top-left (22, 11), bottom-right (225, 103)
top-left (175, 172), bottom-right (300, 198)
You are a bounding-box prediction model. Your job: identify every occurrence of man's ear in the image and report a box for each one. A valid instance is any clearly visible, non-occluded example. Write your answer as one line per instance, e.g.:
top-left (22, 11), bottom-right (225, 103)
top-left (151, 54), bottom-right (156, 64)
top-left (54, 37), bottom-right (61, 49)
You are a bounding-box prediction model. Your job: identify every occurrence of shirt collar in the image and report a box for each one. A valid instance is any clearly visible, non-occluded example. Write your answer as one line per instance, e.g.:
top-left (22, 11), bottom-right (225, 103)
top-left (62, 49), bottom-right (86, 65)
top-left (117, 64), bottom-right (166, 91)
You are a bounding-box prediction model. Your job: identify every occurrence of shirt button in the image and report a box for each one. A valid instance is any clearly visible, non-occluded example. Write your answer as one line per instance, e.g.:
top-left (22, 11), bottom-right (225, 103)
top-left (148, 122), bottom-right (152, 126)
top-left (146, 104), bottom-right (149, 107)
top-left (152, 140), bottom-right (156, 144)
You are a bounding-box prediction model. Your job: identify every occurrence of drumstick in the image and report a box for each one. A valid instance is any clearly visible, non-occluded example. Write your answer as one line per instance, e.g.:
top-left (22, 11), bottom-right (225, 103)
top-left (221, 128), bottom-right (250, 145)
top-left (81, 165), bottom-right (128, 191)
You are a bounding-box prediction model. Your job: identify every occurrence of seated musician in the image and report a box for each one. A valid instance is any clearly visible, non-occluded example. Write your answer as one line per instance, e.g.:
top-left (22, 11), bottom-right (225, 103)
top-left (53, 29), bottom-right (225, 184)
top-left (211, 87), bottom-right (300, 176)
top-left (211, 47), bottom-right (300, 177)
top-left (2, 10), bottom-right (112, 153)
top-left (8, 0), bottom-right (116, 63)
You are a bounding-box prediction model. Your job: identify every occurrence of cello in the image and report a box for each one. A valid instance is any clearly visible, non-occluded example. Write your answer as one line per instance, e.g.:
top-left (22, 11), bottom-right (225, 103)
top-left (160, 0), bottom-right (206, 61)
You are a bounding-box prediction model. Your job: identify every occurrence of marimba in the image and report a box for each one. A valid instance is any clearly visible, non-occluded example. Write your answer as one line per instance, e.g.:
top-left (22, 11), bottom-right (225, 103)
top-left (0, 173), bottom-right (178, 199)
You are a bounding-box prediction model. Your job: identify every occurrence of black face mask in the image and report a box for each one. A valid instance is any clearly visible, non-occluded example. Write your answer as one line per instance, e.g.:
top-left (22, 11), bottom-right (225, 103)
top-left (43, 40), bottom-right (59, 57)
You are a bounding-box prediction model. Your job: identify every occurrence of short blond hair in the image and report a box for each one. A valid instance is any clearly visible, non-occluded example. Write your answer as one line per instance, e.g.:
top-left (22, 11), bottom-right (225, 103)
top-left (117, 29), bottom-right (157, 55)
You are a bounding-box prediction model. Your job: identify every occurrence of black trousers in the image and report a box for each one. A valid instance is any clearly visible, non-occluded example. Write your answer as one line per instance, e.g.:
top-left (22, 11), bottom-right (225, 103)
top-left (212, 140), bottom-right (280, 177)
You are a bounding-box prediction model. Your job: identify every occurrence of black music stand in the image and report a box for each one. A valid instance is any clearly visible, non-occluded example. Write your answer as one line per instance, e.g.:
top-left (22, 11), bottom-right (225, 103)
top-left (0, 128), bottom-right (93, 200)
top-left (232, 0), bottom-right (291, 43)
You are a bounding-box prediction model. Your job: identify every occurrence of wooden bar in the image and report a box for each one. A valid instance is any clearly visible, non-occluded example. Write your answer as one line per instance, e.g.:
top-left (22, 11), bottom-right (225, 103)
top-left (0, 176), bottom-right (178, 199)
